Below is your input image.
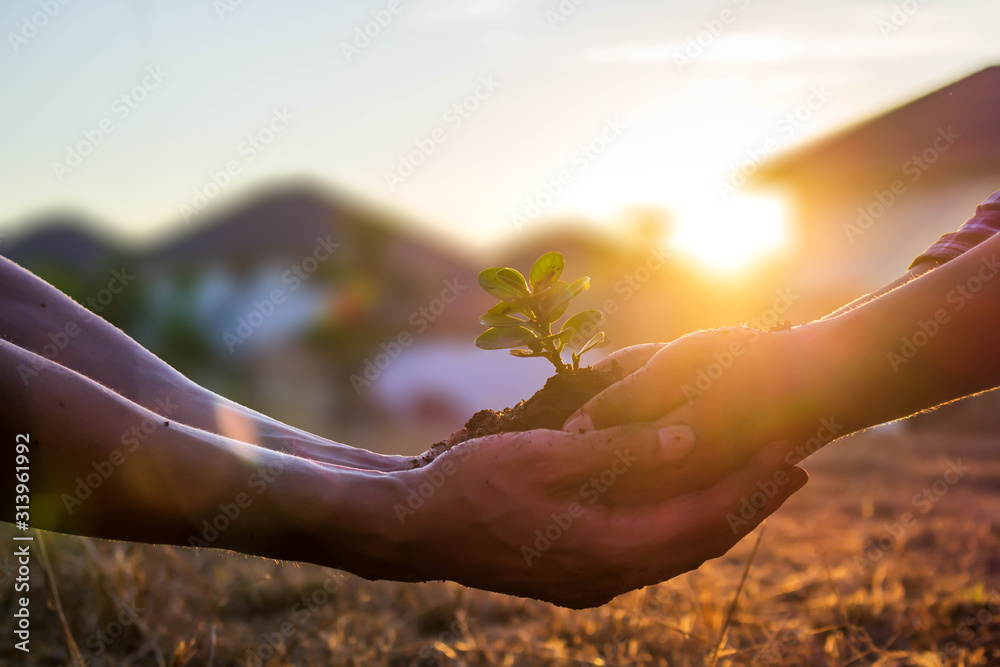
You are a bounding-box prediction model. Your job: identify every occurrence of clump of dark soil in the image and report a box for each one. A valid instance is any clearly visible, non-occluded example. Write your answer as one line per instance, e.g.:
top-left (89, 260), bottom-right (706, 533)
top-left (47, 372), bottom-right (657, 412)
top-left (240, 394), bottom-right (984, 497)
top-left (413, 363), bottom-right (621, 466)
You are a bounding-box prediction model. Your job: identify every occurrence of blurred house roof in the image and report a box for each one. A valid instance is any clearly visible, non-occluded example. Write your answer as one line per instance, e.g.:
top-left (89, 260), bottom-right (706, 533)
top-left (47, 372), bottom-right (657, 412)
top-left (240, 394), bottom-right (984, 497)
top-left (756, 65), bottom-right (1000, 191)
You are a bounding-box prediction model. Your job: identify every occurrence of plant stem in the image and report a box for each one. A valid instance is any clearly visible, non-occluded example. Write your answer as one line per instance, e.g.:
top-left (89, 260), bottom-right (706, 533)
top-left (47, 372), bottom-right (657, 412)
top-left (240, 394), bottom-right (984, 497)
top-left (545, 349), bottom-right (570, 374)
top-left (533, 319), bottom-right (570, 374)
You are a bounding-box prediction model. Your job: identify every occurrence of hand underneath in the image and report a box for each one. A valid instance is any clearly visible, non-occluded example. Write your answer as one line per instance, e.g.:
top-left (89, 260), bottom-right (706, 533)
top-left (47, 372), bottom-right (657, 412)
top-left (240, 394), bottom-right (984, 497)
top-left (391, 425), bottom-right (806, 609)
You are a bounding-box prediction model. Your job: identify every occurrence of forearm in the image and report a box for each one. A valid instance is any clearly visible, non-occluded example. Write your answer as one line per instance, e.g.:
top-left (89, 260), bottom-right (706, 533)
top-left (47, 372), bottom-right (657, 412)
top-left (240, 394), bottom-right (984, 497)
top-left (0, 257), bottom-right (405, 470)
top-left (821, 261), bottom-right (941, 320)
top-left (0, 338), bottom-right (410, 581)
top-left (811, 232), bottom-right (1000, 431)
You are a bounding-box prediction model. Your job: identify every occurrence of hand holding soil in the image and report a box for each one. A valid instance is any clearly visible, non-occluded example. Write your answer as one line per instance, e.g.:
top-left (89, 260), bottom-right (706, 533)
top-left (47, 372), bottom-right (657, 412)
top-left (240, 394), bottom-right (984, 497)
top-left (390, 427), bottom-right (805, 609)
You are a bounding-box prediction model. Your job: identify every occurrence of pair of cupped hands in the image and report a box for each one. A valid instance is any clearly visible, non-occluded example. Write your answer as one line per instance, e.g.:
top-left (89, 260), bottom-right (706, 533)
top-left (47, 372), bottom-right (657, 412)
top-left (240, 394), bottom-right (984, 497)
top-left (374, 324), bottom-right (833, 609)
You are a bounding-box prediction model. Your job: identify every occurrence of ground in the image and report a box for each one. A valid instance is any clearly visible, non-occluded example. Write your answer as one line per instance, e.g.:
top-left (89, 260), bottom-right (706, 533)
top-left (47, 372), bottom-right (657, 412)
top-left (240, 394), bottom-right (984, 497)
top-left (2, 427), bottom-right (999, 666)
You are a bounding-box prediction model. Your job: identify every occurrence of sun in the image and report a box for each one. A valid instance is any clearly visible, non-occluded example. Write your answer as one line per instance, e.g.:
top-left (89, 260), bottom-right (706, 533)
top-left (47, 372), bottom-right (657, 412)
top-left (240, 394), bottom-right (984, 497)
top-left (671, 194), bottom-right (790, 273)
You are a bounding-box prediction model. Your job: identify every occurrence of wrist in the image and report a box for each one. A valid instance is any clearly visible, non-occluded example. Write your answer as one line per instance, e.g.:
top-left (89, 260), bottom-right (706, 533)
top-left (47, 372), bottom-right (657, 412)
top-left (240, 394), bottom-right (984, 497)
top-left (785, 317), bottom-right (872, 435)
top-left (313, 469), bottom-right (418, 581)
top-left (802, 305), bottom-right (935, 433)
top-left (218, 460), bottom-right (417, 582)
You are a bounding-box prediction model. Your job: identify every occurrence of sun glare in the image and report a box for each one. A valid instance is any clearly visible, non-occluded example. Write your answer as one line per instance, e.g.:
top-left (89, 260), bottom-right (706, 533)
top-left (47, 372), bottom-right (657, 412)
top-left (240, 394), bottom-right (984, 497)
top-left (671, 195), bottom-right (790, 273)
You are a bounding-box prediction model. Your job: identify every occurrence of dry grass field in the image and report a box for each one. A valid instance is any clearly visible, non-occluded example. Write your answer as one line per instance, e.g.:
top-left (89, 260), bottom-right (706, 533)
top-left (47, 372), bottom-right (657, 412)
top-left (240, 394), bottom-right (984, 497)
top-left (3, 426), bottom-right (1000, 666)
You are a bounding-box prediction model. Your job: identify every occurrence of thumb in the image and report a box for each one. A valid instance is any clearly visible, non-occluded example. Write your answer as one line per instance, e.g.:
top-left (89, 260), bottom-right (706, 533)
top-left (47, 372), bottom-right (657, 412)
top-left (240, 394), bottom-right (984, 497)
top-left (592, 343), bottom-right (666, 376)
top-left (564, 361), bottom-right (692, 432)
top-left (564, 335), bottom-right (727, 432)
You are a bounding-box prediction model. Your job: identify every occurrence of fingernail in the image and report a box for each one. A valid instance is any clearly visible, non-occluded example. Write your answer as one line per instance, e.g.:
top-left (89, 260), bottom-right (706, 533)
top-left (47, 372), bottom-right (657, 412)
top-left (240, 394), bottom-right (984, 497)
top-left (789, 466), bottom-right (809, 490)
top-left (658, 424), bottom-right (695, 460)
top-left (563, 412), bottom-right (594, 433)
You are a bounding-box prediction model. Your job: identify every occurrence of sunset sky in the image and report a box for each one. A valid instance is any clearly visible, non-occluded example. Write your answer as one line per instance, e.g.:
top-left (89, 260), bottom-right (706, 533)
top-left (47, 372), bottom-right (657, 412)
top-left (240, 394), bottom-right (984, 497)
top-left (1, 0), bottom-right (998, 268)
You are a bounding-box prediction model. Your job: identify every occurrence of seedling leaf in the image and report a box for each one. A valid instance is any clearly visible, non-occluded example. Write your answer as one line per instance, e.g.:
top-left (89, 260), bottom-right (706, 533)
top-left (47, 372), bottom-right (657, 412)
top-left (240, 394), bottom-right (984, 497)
top-left (479, 313), bottom-right (526, 327)
top-left (487, 301), bottom-right (523, 316)
top-left (579, 331), bottom-right (606, 355)
top-left (529, 251), bottom-right (565, 289)
top-left (475, 326), bottom-right (538, 350)
top-left (474, 252), bottom-right (606, 374)
top-left (561, 309), bottom-right (605, 347)
top-left (534, 281), bottom-right (572, 322)
top-left (567, 276), bottom-right (591, 299)
top-left (478, 267), bottom-right (530, 302)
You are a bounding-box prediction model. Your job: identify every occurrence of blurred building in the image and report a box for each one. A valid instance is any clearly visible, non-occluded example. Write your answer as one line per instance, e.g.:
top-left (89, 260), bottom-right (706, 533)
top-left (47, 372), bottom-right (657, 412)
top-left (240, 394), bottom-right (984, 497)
top-left (756, 64), bottom-right (1000, 431)
top-left (757, 65), bottom-right (1000, 294)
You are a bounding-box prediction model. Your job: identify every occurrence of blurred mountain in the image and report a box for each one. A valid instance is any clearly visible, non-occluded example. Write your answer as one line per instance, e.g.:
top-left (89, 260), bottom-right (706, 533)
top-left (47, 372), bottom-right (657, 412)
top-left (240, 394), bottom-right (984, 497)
top-left (2, 215), bottom-right (125, 276)
top-left (142, 183), bottom-right (478, 284)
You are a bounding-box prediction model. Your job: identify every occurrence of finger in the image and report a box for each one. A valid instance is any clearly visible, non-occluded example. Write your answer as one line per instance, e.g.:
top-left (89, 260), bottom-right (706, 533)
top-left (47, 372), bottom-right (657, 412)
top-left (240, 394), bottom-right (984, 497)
top-left (565, 329), bottom-right (762, 432)
top-left (564, 359), bottom-right (683, 432)
top-left (608, 442), bottom-right (807, 584)
top-left (695, 441), bottom-right (809, 546)
top-left (592, 343), bottom-right (666, 377)
top-left (530, 423), bottom-right (696, 485)
top-left (564, 335), bottom-right (724, 432)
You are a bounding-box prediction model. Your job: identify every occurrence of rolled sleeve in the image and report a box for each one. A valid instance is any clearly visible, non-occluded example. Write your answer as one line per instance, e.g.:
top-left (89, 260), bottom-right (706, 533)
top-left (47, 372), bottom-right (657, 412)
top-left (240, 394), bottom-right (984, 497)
top-left (909, 190), bottom-right (1000, 269)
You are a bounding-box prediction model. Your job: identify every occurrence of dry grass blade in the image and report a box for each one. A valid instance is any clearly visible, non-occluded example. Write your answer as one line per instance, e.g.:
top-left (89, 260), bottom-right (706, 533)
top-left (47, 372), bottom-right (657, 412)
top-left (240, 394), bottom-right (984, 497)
top-left (80, 537), bottom-right (167, 667)
top-left (707, 521), bottom-right (767, 667)
top-left (36, 531), bottom-right (85, 666)
top-left (207, 624), bottom-right (216, 666)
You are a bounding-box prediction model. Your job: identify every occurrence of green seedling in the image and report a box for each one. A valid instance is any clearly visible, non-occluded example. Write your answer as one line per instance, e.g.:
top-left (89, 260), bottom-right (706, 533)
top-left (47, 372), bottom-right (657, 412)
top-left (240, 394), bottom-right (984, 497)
top-left (475, 251), bottom-right (606, 374)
